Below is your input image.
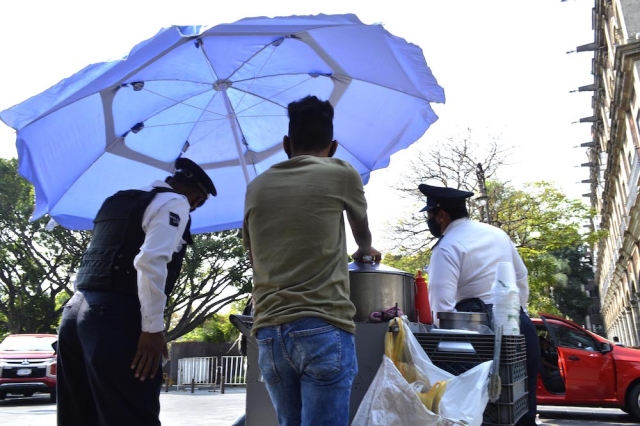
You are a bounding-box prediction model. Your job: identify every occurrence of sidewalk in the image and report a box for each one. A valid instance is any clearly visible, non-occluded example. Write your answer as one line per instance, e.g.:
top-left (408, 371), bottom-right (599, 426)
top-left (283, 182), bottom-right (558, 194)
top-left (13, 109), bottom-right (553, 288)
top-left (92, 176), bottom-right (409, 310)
top-left (0, 387), bottom-right (247, 426)
top-left (160, 386), bottom-right (246, 426)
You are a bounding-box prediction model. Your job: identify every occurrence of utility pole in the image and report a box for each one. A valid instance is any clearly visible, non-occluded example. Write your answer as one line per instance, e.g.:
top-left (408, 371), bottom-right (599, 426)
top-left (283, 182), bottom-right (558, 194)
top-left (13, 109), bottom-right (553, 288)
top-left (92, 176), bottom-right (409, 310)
top-left (476, 163), bottom-right (491, 224)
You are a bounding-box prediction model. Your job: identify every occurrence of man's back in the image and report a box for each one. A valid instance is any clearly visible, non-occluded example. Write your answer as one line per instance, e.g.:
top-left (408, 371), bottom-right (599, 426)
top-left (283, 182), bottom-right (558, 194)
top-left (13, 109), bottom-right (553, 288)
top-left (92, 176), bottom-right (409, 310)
top-left (429, 218), bottom-right (528, 311)
top-left (243, 156), bottom-right (367, 333)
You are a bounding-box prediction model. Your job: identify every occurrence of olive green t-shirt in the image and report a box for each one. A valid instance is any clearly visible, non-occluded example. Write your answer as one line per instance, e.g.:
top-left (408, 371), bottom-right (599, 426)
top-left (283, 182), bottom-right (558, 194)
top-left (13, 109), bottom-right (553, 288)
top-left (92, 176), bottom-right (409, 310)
top-left (243, 156), bottom-right (367, 335)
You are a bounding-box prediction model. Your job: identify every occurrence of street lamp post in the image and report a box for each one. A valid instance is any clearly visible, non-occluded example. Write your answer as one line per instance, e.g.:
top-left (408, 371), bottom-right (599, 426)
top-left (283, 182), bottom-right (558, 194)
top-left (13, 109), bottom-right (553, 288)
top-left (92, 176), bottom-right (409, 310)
top-left (476, 163), bottom-right (492, 224)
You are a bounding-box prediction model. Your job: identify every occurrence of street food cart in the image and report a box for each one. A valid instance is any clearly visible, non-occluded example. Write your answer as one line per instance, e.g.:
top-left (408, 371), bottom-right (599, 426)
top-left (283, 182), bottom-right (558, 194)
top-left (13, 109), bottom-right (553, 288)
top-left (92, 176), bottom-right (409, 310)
top-left (232, 263), bottom-right (528, 425)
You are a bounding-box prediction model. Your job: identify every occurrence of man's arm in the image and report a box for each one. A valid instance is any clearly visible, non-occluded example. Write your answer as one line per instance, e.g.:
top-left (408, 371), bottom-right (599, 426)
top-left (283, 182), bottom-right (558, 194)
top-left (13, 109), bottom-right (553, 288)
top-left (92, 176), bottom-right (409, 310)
top-left (347, 212), bottom-right (381, 262)
top-left (344, 166), bottom-right (381, 262)
top-left (131, 195), bottom-right (190, 381)
top-left (511, 242), bottom-right (529, 310)
top-left (427, 248), bottom-right (460, 326)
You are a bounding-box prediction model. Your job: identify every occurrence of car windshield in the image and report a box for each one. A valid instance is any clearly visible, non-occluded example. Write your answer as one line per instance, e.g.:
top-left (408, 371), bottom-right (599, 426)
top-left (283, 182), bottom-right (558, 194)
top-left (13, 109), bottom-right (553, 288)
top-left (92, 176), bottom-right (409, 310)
top-left (0, 335), bottom-right (57, 351)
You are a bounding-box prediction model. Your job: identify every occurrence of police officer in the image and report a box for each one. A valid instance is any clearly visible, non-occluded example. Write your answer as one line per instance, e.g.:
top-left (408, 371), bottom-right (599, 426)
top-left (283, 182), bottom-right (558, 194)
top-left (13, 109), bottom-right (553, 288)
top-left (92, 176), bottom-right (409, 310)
top-left (420, 183), bottom-right (540, 426)
top-left (57, 158), bottom-right (216, 426)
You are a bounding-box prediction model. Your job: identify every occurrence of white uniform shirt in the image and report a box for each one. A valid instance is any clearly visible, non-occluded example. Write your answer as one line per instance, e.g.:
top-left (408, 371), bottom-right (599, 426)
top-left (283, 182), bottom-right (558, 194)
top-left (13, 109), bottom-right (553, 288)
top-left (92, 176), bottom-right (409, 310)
top-left (427, 218), bottom-right (529, 325)
top-left (133, 180), bottom-right (191, 333)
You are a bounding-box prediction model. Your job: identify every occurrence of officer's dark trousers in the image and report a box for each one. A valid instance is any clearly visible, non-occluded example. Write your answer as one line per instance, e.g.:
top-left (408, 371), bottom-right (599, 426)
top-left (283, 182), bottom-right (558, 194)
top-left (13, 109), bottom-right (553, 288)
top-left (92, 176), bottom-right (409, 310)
top-left (57, 290), bottom-right (162, 426)
top-left (516, 309), bottom-right (540, 426)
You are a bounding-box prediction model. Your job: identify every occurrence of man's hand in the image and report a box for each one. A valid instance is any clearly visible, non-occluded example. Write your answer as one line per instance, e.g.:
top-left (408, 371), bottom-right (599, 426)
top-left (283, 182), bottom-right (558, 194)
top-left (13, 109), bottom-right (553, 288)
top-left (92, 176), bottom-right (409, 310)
top-left (131, 331), bottom-right (168, 381)
top-left (352, 247), bottom-right (382, 263)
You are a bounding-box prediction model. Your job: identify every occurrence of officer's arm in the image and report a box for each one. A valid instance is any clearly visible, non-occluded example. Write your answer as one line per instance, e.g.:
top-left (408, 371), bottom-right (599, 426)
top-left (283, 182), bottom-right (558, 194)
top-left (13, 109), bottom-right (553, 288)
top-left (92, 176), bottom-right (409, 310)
top-left (134, 195), bottom-right (189, 333)
top-left (428, 248), bottom-right (460, 326)
top-left (511, 242), bottom-right (529, 310)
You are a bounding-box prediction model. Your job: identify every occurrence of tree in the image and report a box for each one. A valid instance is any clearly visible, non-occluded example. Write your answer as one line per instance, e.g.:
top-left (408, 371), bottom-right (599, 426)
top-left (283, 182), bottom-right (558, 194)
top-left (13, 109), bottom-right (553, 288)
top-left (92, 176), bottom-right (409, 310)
top-left (165, 231), bottom-right (252, 341)
top-left (388, 127), bottom-right (512, 252)
top-left (178, 299), bottom-right (248, 343)
top-left (383, 250), bottom-right (431, 277)
top-left (0, 158), bottom-right (90, 334)
top-left (388, 143), bottom-right (600, 318)
top-left (551, 246), bottom-right (594, 323)
top-left (0, 158), bottom-right (252, 339)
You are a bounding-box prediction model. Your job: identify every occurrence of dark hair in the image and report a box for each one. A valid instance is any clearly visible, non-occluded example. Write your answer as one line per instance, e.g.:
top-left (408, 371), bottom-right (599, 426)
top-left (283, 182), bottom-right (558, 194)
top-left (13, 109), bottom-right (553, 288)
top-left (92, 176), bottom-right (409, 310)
top-left (438, 203), bottom-right (469, 221)
top-left (287, 95), bottom-right (334, 152)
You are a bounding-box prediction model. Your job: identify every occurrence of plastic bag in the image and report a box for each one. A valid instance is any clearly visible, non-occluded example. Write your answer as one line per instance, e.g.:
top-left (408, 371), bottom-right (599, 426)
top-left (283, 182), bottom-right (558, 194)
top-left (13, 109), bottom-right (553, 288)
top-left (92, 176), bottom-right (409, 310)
top-left (352, 318), bottom-right (492, 426)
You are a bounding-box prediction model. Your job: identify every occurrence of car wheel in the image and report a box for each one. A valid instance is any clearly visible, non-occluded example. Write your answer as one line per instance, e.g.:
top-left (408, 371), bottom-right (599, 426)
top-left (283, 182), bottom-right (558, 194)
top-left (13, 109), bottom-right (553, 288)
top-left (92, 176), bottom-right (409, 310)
top-left (22, 392), bottom-right (34, 398)
top-left (49, 391), bottom-right (57, 403)
top-left (626, 382), bottom-right (640, 420)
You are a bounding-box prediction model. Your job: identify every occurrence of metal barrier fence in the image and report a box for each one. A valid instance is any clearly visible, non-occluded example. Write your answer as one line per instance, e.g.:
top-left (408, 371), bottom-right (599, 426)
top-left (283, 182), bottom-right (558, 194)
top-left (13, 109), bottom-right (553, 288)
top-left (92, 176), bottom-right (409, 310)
top-left (177, 356), bottom-right (246, 389)
top-left (221, 355), bottom-right (247, 385)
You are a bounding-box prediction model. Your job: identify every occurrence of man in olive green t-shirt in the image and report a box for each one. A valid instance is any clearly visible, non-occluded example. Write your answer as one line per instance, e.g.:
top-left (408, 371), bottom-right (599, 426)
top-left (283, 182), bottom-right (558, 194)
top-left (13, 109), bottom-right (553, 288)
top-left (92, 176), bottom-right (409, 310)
top-left (242, 95), bottom-right (381, 426)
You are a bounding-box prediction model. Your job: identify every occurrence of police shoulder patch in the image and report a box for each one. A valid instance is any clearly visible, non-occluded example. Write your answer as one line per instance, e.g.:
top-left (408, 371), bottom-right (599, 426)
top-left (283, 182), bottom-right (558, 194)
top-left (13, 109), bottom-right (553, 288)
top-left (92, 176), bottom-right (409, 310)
top-left (169, 212), bottom-right (181, 227)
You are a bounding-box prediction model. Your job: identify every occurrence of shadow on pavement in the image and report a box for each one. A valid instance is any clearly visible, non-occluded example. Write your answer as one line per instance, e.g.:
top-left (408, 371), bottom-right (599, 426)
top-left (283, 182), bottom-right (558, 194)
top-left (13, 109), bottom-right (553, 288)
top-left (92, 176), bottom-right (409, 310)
top-left (0, 395), bottom-right (54, 408)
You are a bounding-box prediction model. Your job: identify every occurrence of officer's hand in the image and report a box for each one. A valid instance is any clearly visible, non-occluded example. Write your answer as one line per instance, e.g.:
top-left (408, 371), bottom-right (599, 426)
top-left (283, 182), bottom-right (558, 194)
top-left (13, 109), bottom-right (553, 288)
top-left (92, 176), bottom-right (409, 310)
top-left (131, 331), bottom-right (168, 381)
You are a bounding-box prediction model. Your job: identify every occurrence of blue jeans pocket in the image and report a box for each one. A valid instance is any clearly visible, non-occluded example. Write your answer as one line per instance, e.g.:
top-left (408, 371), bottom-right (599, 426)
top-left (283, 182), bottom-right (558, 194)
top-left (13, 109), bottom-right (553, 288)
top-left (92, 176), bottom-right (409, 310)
top-left (256, 336), bottom-right (280, 386)
top-left (290, 324), bottom-right (341, 380)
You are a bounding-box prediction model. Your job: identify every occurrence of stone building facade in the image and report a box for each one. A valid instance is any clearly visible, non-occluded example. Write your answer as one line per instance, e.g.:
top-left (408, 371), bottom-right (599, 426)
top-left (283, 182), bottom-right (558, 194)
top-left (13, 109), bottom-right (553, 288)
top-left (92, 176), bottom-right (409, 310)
top-left (586, 0), bottom-right (640, 346)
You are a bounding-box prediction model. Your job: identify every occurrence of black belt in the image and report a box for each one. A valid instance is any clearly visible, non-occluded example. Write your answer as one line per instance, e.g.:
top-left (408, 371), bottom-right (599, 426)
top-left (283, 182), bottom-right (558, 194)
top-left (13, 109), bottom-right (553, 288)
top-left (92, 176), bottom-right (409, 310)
top-left (455, 298), bottom-right (491, 313)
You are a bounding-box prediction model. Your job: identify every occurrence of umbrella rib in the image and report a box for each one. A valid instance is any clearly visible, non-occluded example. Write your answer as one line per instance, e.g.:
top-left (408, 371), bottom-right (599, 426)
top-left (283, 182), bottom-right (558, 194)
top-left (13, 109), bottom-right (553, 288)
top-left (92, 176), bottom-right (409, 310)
top-left (195, 41), bottom-right (285, 177)
top-left (226, 43), bottom-right (284, 113)
top-left (234, 73), bottom-right (437, 104)
top-left (141, 87), bottom-right (227, 120)
top-left (136, 87), bottom-right (234, 150)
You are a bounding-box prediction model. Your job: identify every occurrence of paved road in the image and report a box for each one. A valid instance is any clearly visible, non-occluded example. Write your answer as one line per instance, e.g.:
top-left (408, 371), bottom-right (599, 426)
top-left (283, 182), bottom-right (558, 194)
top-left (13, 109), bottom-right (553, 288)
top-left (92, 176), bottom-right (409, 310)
top-left (0, 387), bottom-right (246, 426)
top-left (0, 388), bottom-right (635, 426)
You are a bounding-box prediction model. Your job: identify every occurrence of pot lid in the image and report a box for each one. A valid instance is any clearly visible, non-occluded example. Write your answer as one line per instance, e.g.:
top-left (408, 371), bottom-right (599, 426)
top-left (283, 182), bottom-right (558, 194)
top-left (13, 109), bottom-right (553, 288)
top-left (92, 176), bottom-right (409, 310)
top-left (348, 261), bottom-right (415, 277)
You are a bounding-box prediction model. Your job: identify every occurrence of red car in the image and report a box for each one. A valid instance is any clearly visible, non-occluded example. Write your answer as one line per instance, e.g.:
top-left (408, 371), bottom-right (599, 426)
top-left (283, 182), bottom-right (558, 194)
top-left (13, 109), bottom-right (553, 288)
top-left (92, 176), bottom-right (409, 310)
top-left (0, 334), bottom-right (57, 402)
top-left (533, 313), bottom-right (640, 419)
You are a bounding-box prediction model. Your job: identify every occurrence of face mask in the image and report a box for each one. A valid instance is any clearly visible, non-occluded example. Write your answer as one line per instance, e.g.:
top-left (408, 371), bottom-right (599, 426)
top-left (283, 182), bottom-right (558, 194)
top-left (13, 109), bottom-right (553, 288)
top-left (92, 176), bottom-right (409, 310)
top-left (427, 216), bottom-right (442, 238)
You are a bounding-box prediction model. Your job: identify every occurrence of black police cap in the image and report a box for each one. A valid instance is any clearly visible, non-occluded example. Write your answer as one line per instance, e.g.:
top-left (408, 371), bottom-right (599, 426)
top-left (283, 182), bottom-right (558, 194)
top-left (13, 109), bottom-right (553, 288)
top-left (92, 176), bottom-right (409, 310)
top-left (418, 184), bottom-right (473, 212)
top-left (174, 157), bottom-right (217, 197)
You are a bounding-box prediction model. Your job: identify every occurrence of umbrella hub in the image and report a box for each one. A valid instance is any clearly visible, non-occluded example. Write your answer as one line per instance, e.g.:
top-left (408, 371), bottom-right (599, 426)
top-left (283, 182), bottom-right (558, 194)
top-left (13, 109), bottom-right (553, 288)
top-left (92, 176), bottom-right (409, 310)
top-left (213, 79), bottom-right (233, 91)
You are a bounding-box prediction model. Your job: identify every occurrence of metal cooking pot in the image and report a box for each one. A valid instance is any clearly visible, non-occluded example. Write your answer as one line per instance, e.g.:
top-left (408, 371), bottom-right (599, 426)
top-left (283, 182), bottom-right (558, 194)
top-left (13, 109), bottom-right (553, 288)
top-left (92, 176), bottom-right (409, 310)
top-left (348, 262), bottom-right (416, 322)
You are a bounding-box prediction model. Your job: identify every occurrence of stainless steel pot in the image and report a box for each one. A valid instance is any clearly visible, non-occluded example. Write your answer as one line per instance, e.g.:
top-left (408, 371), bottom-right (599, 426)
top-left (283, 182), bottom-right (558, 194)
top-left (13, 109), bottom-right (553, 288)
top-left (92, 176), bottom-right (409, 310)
top-left (348, 262), bottom-right (416, 322)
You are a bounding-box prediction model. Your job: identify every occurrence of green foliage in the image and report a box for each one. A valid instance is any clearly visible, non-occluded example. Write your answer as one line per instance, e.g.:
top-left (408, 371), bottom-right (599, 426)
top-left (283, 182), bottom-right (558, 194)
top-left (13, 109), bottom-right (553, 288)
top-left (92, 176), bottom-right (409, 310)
top-left (177, 301), bottom-right (246, 343)
top-left (489, 182), bottom-right (592, 250)
top-left (0, 158), bottom-right (251, 339)
top-left (482, 181), bottom-right (598, 318)
top-left (0, 158), bottom-right (90, 335)
top-left (392, 176), bottom-right (598, 321)
top-left (550, 246), bottom-right (595, 324)
top-left (164, 231), bottom-right (251, 341)
top-left (383, 250), bottom-right (431, 275)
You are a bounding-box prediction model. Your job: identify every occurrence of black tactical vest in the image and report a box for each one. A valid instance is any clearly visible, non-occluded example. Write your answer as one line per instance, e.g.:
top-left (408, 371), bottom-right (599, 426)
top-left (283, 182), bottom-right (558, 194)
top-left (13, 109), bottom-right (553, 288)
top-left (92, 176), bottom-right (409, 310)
top-left (74, 187), bottom-right (192, 296)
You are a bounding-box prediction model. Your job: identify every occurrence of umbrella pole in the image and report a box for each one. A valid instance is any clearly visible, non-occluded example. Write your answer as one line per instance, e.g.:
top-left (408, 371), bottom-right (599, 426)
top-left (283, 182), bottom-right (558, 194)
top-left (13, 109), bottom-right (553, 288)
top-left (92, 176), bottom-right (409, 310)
top-left (220, 87), bottom-right (251, 185)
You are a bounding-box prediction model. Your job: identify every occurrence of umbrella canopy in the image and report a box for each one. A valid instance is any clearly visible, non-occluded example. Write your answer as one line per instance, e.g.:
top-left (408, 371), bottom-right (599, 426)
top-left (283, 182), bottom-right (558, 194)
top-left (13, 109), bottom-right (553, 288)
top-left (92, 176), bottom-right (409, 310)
top-left (0, 13), bottom-right (445, 234)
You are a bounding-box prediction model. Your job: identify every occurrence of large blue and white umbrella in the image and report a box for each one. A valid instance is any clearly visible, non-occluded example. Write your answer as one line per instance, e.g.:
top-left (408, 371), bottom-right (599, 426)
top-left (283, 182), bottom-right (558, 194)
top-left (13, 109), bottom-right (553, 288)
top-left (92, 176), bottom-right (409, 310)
top-left (0, 13), bottom-right (444, 234)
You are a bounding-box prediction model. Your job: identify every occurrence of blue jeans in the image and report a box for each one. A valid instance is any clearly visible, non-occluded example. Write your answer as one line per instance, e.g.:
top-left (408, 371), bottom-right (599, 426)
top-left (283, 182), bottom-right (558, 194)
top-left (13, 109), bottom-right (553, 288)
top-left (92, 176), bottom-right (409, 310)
top-left (255, 317), bottom-right (357, 426)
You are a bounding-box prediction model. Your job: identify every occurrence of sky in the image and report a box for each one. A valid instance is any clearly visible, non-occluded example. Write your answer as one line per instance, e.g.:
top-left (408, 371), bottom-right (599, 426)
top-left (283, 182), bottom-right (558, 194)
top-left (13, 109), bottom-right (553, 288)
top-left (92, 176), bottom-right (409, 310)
top-left (0, 0), bottom-right (595, 253)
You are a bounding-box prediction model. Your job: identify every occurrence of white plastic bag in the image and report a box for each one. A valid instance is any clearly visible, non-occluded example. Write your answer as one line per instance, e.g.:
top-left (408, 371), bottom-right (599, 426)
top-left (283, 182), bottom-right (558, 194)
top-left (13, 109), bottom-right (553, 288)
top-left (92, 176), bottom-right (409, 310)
top-left (352, 320), bottom-right (492, 426)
